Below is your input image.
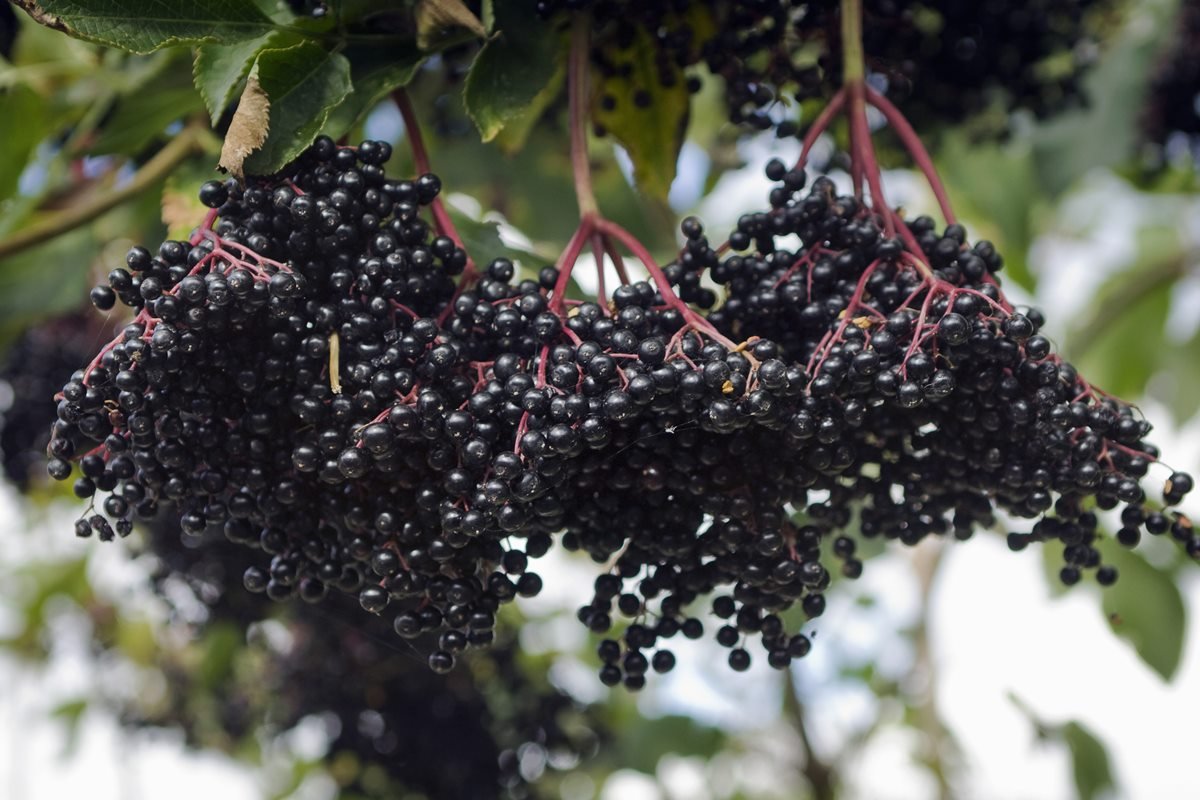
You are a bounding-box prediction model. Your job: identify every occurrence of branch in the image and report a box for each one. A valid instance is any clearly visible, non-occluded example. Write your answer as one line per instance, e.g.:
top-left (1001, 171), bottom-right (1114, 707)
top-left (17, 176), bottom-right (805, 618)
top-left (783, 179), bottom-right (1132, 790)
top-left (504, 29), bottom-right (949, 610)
top-left (783, 668), bottom-right (837, 800)
top-left (909, 540), bottom-right (958, 800)
top-left (0, 125), bottom-right (206, 262)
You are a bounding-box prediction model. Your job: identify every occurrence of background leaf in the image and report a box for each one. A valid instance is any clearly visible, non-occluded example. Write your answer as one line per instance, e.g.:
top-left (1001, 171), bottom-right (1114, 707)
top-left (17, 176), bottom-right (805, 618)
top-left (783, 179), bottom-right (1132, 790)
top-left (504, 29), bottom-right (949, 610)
top-left (87, 69), bottom-right (204, 155)
top-left (1063, 721), bottom-right (1117, 800)
top-left (1098, 538), bottom-right (1186, 681)
top-left (0, 85), bottom-right (48, 203)
top-left (937, 131), bottom-right (1041, 290)
top-left (1031, 0), bottom-right (1180, 196)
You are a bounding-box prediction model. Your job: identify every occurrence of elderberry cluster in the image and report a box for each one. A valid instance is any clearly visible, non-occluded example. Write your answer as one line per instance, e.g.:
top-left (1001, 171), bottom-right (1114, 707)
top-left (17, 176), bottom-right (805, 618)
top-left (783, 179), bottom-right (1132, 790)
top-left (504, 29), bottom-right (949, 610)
top-left (46, 133), bottom-right (1195, 689)
top-left (1142, 0), bottom-right (1200, 164)
top-left (537, 0), bottom-right (1111, 135)
top-left (688, 164), bottom-right (1198, 586)
top-left (47, 136), bottom-right (821, 682)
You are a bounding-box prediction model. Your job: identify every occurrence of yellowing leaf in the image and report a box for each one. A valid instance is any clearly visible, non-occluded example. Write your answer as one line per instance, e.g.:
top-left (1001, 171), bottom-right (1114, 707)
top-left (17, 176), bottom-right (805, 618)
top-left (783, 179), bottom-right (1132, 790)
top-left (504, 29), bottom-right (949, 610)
top-left (591, 27), bottom-right (690, 201)
top-left (219, 72), bottom-right (270, 178)
top-left (416, 0), bottom-right (486, 51)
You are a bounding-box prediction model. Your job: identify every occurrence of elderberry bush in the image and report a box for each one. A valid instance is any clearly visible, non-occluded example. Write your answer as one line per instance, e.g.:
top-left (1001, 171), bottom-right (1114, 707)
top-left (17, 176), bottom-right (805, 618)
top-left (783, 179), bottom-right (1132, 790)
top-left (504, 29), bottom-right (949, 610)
top-left (0, 313), bottom-right (111, 490)
top-left (120, 517), bottom-right (601, 800)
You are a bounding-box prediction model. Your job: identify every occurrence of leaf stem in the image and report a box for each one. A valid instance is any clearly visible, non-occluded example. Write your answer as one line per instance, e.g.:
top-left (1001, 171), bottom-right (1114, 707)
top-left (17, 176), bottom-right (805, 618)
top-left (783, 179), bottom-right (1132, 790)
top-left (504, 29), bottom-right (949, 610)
top-left (0, 125), bottom-right (206, 263)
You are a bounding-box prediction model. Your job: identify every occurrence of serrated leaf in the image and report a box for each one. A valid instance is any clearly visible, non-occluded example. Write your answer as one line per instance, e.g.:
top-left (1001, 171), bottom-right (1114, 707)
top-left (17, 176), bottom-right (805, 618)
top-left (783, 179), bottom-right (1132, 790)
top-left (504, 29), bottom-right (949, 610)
top-left (219, 72), bottom-right (270, 178)
top-left (1062, 721), bottom-right (1117, 800)
top-left (491, 65), bottom-right (564, 154)
top-left (32, 0), bottom-right (277, 54)
top-left (1098, 539), bottom-right (1186, 681)
top-left (194, 31), bottom-right (292, 124)
top-left (415, 0), bottom-right (486, 51)
top-left (591, 27), bottom-right (690, 201)
top-left (322, 43), bottom-right (425, 140)
top-left (242, 42), bottom-right (352, 175)
top-left (463, 3), bottom-right (564, 142)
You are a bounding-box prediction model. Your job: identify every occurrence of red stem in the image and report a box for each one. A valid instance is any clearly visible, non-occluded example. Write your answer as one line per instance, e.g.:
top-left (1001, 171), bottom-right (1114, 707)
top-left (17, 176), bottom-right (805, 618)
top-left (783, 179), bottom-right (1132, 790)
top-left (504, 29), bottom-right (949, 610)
top-left (591, 230), bottom-right (610, 312)
top-left (847, 82), bottom-right (895, 236)
top-left (393, 89), bottom-right (478, 313)
top-left (795, 88), bottom-right (847, 171)
top-left (569, 17), bottom-right (600, 217)
top-left (864, 85), bottom-right (957, 226)
top-left (550, 220), bottom-right (595, 314)
top-left (595, 219), bottom-right (738, 350)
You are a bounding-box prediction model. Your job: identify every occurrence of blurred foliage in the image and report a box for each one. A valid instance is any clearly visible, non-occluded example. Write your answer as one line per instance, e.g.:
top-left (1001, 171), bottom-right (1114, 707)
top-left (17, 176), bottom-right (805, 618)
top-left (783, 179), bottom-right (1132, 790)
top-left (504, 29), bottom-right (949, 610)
top-left (0, 0), bottom-right (1197, 798)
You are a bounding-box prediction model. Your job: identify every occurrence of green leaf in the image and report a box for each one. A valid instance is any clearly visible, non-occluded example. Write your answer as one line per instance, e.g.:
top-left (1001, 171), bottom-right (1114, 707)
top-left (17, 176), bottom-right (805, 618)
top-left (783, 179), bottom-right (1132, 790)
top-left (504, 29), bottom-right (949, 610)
top-left (194, 32), bottom-right (294, 124)
top-left (35, 0), bottom-right (278, 54)
top-left (445, 206), bottom-right (549, 271)
top-left (50, 699), bottom-right (89, 758)
top-left (936, 131), bottom-right (1040, 291)
top-left (463, 3), bottom-right (564, 142)
top-left (322, 43), bottom-right (426, 140)
top-left (242, 42), bottom-right (353, 176)
top-left (1062, 721), bottom-right (1117, 800)
top-left (490, 64), bottom-right (564, 155)
top-left (199, 622), bottom-right (243, 688)
top-left (1067, 227), bottom-right (1183, 400)
top-left (0, 84), bottom-right (48, 203)
top-left (1159, 329), bottom-right (1200, 425)
top-left (1098, 539), bottom-right (1186, 681)
top-left (608, 713), bottom-right (726, 775)
top-left (0, 227), bottom-right (96, 351)
top-left (0, 557), bottom-right (92, 660)
top-left (415, 0), bottom-right (486, 51)
top-left (591, 26), bottom-right (690, 201)
top-left (87, 84), bottom-right (204, 156)
top-left (115, 618), bottom-right (158, 666)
